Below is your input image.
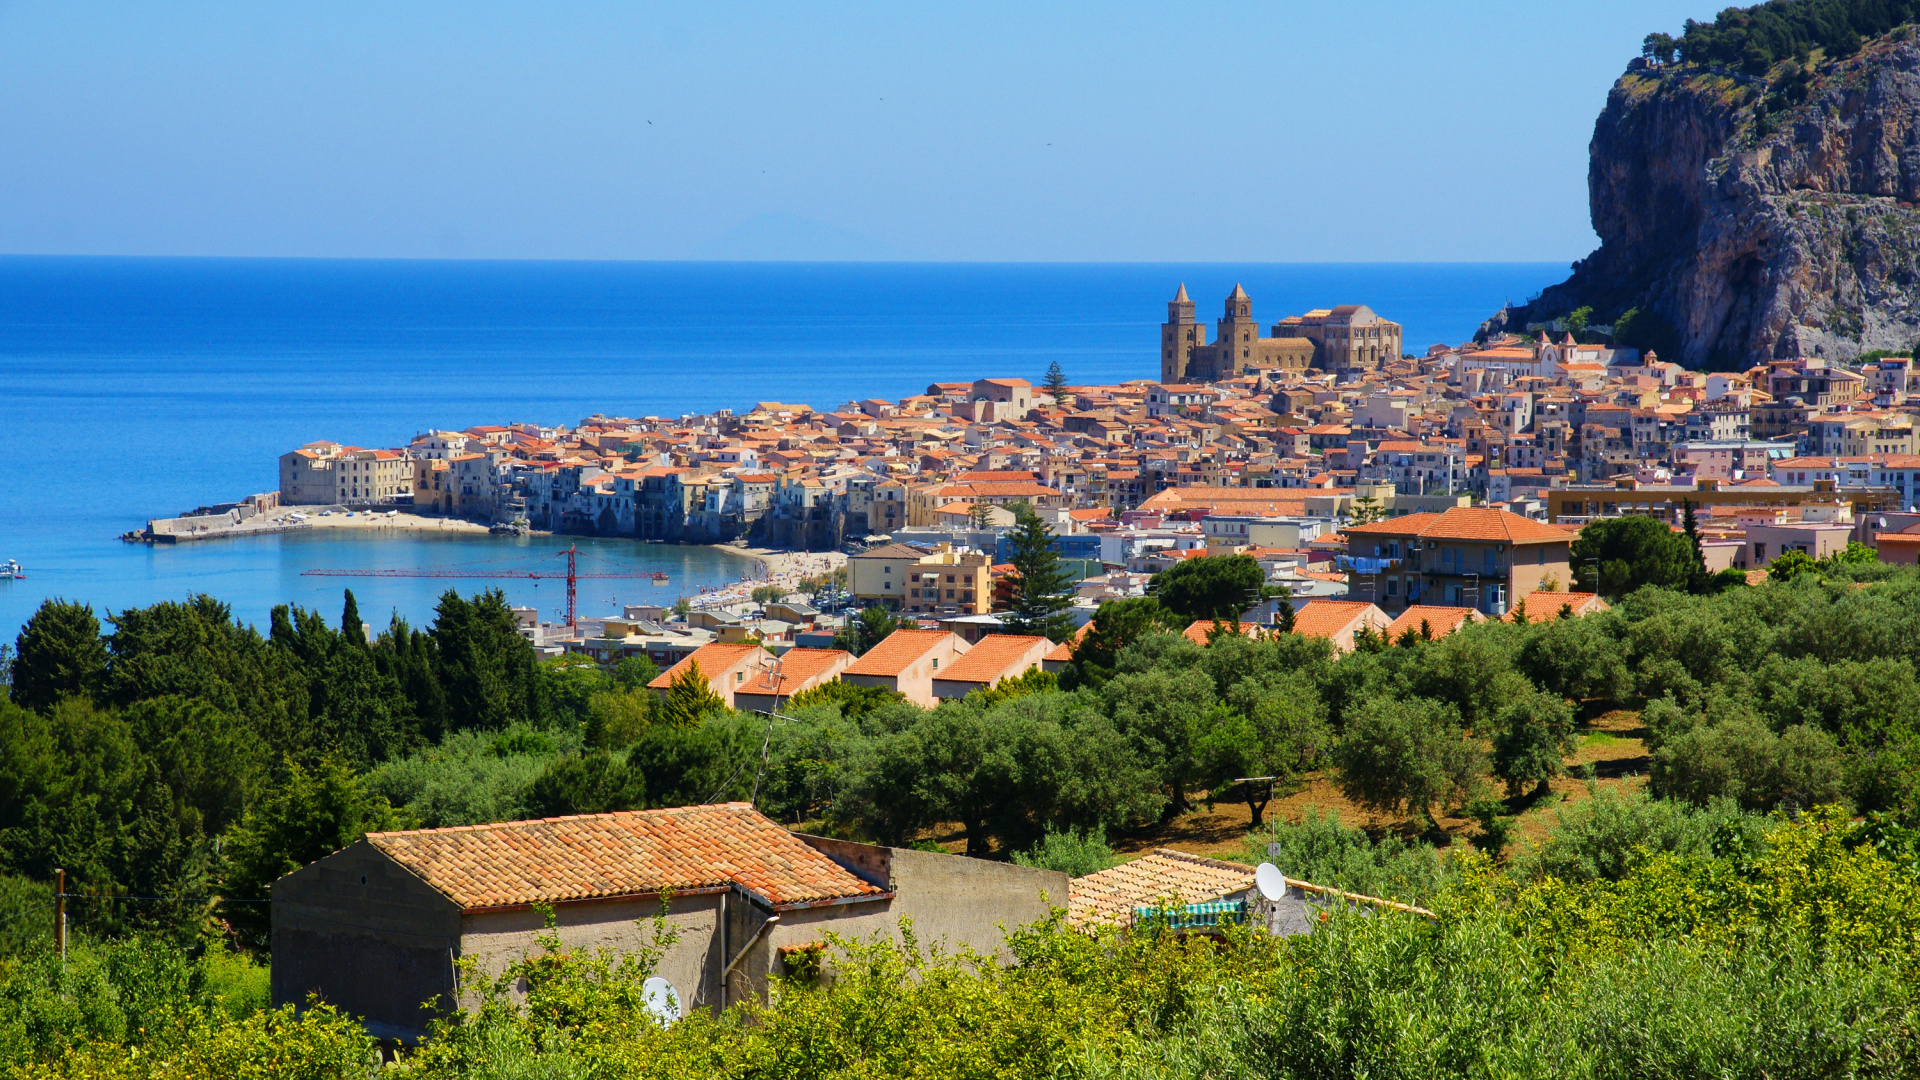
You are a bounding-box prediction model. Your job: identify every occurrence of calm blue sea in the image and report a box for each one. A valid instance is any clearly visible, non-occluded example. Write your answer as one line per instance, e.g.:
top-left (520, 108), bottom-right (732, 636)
top-left (0, 257), bottom-right (1564, 643)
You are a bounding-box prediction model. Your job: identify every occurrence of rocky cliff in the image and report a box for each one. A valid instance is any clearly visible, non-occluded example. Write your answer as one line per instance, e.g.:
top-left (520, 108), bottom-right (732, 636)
top-left (1502, 31), bottom-right (1920, 368)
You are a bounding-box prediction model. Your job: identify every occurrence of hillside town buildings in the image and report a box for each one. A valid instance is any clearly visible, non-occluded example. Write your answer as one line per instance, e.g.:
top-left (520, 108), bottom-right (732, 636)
top-left (273, 286), bottom-right (1920, 634)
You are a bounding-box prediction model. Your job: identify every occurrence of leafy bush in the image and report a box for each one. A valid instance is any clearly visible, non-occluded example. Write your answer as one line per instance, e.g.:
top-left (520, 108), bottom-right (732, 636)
top-left (1010, 826), bottom-right (1117, 877)
top-left (1515, 785), bottom-right (1758, 883)
top-left (365, 723), bottom-right (579, 828)
top-left (1245, 808), bottom-right (1450, 904)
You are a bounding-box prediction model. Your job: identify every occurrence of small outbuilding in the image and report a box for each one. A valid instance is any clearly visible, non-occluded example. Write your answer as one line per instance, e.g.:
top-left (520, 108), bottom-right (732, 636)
top-left (272, 803), bottom-right (1066, 1041)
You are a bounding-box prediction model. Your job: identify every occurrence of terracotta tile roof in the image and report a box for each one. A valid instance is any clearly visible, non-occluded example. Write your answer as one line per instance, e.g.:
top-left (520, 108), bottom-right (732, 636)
top-left (934, 634), bottom-right (1051, 684)
top-left (1384, 606), bottom-right (1481, 640)
top-left (1344, 506), bottom-right (1571, 545)
top-left (1067, 848), bottom-right (1254, 928)
top-left (1182, 619), bottom-right (1260, 645)
top-left (1136, 487), bottom-right (1309, 516)
top-left (648, 642), bottom-right (764, 689)
top-left (1507, 591), bottom-right (1608, 620)
top-left (365, 803), bottom-right (886, 912)
top-left (1292, 600), bottom-right (1386, 639)
top-left (844, 629), bottom-right (963, 678)
top-left (737, 648), bottom-right (853, 695)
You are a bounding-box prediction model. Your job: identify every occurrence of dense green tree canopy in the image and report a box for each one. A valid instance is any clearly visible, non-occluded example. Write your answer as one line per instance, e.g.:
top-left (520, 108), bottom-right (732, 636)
top-left (1570, 514), bottom-right (1696, 597)
top-left (1147, 554), bottom-right (1273, 622)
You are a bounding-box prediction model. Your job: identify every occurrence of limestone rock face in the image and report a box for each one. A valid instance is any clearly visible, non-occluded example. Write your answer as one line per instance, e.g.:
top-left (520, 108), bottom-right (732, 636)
top-left (1514, 37), bottom-right (1920, 368)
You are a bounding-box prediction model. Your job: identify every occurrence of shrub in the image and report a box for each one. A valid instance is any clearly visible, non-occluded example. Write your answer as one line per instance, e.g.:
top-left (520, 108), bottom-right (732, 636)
top-left (364, 723), bottom-right (577, 828)
top-left (1516, 785), bottom-right (1757, 883)
top-left (1245, 807), bottom-right (1449, 904)
top-left (1010, 826), bottom-right (1117, 877)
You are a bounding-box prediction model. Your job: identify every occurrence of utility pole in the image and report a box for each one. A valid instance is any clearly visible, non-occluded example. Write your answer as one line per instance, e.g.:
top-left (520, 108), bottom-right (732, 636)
top-left (53, 868), bottom-right (65, 965)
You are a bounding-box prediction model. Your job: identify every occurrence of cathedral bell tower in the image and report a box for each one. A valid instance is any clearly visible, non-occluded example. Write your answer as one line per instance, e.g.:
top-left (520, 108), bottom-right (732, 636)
top-left (1215, 283), bottom-right (1258, 376)
top-left (1161, 283), bottom-right (1199, 384)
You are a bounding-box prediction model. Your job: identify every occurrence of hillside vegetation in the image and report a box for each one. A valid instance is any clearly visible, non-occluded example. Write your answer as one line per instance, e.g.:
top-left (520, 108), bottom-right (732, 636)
top-left (7, 563), bottom-right (1920, 1074)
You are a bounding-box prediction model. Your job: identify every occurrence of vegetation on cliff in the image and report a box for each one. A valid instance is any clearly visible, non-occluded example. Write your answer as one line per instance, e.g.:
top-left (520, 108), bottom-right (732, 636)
top-left (1650, 0), bottom-right (1920, 72)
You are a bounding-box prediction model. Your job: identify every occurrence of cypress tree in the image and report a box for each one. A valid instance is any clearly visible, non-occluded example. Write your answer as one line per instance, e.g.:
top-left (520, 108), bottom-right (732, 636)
top-left (660, 660), bottom-right (726, 727)
top-left (340, 589), bottom-right (367, 647)
top-left (1002, 504), bottom-right (1077, 642)
top-left (1682, 499), bottom-right (1709, 593)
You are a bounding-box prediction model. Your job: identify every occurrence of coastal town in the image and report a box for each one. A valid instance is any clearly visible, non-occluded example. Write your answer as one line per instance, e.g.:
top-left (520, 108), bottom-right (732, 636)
top-left (156, 284), bottom-right (1906, 637)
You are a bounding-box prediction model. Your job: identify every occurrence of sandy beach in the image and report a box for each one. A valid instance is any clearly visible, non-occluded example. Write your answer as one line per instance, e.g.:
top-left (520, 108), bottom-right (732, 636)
top-left (698, 544), bottom-right (847, 608)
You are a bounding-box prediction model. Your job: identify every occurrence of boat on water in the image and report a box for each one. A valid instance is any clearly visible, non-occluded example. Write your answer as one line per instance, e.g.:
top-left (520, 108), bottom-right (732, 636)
top-left (1, 559), bottom-right (23, 580)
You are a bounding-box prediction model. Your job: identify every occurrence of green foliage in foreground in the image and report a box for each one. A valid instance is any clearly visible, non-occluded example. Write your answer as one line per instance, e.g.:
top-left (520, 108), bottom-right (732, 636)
top-left (18, 807), bottom-right (1920, 1079)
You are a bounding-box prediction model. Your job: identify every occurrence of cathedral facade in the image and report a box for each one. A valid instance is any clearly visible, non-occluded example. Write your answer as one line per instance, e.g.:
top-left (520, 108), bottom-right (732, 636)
top-left (1160, 285), bottom-right (1401, 383)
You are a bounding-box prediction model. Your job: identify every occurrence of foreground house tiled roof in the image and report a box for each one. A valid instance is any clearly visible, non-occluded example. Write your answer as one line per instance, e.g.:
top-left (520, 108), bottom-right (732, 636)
top-left (363, 803), bottom-right (886, 912)
top-left (737, 647), bottom-right (853, 695)
top-left (1068, 849), bottom-right (1255, 928)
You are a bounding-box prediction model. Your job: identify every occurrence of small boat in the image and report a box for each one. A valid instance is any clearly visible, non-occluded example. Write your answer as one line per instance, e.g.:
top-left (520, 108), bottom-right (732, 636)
top-left (1, 559), bottom-right (23, 580)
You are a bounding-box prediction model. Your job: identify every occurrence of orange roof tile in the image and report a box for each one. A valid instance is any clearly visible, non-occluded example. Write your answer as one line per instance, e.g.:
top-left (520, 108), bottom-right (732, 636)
top-left (934, 634), bottom-right (1051, 684)
top-left (364, 803), bottom-right (885, 911)
top-left (1383, 606), bottom-right (1481, 640)
top-left (648, 642), bottom-right (765, 689)
top-left (1344, 507), bottom-right (1570, 545)
top-left (737, 648), bottom-right (853, 695)
top-left (1067, 848), bottom-right (1254, 928)
top-left (843, 629), bottom-right (962, 678)
top-left (1182, 619), bottom-right (1260, 645)
top-left (1505, 591), bottom-right (1608, 621)
top-left (1291, 600), bottom-right (1384, 639)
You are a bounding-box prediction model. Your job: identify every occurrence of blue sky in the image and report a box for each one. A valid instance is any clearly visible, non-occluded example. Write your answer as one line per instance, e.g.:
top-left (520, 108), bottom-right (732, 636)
top-left (0, 1), bottom-right (1711, 262)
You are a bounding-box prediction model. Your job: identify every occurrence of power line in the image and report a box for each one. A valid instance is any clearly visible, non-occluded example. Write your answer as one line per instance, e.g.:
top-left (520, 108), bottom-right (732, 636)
top-left (54, 894), bottom-right (269, 904)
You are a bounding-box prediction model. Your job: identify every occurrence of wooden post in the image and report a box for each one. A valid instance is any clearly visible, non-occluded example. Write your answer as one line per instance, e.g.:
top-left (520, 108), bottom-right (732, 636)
top-left (53, 868), bottom-right (65, 964)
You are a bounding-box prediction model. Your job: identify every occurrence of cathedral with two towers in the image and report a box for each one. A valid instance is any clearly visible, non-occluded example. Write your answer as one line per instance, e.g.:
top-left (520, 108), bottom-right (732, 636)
top-left (1161, 283), bottom-right (1402, 384)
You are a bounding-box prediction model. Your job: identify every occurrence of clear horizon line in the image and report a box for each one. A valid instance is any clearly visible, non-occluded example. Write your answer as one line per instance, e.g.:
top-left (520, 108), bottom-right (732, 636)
top-left (0, 252), bottom-right (1576, 267)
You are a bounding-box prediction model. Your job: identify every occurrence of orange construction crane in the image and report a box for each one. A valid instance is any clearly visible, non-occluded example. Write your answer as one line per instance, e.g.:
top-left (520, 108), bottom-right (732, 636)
top-left (302, 545), bottom-right (662, 629)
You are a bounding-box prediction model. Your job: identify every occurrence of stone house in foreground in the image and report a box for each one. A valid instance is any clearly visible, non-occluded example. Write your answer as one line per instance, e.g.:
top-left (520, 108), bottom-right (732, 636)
top-left (271, 803), bottom-right (1065, 1041)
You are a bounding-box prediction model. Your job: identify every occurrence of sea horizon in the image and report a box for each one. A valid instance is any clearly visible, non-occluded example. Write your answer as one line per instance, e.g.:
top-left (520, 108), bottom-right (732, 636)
top-left (1, 256), bottom-right (1564, 641)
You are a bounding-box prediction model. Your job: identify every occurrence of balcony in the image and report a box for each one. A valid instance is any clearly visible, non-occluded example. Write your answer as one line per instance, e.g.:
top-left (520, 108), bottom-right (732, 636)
top-left (1339, 556), bottom-right (1402, 574)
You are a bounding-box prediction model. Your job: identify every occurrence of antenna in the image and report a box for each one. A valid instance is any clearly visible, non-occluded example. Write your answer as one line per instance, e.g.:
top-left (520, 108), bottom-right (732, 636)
top-left (642, 977), bottom-right (682, 1024)
top-left (1255, 862), bottom-right (1287, 902)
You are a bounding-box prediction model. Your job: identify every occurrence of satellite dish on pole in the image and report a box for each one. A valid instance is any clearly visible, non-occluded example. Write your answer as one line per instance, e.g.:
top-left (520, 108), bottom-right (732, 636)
top-left (1255, 862), bottom-right (1287, 901)
top-left (641, 977), bottom-right (682, 1025)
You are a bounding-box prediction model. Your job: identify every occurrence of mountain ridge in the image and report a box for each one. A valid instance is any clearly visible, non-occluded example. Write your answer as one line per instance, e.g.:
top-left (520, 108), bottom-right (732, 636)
top-left (1495, 23), bottom-right (1920, 369)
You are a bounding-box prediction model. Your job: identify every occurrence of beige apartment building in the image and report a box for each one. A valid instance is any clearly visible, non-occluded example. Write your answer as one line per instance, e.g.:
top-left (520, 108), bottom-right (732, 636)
top-left (849, 542), bottom-right (993, 616)
top-left (840, 629), bottom-right (973, 708)
top-left (279, 443), bottom-right (414, 506)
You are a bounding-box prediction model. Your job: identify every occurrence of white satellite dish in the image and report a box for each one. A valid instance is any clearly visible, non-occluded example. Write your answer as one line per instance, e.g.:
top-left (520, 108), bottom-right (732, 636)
top-left (1255, 862), bottom-right (1287, 902)
top-left (641, 977), bottom-right (682, 1024)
